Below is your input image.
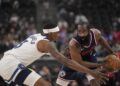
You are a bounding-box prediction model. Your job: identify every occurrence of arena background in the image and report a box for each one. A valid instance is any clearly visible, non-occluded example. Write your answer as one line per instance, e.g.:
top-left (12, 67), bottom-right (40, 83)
top-left (0, 0), bottom-right (120, 86)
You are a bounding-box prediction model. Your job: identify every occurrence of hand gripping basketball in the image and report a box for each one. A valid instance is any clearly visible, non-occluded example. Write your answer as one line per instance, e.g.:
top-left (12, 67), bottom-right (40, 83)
top-left (104, 54), bottom-right (120, 71)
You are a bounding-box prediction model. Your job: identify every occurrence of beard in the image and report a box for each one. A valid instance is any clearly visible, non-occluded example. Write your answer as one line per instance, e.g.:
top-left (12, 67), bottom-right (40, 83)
top-left (79, 33), bottom-right (90, 45)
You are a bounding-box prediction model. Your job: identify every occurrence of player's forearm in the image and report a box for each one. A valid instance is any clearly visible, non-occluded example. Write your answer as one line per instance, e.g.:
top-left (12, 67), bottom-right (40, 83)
top-left (64, 58), bottom-right (96, 75)
top-left (80, 61), bottom-right (102, 68)
top-left (51, 51), bottom-right (95, 74)
top-left (72, 59), bottom-right (101, 68)
top-left (99, 36), bottom-right (114, 54)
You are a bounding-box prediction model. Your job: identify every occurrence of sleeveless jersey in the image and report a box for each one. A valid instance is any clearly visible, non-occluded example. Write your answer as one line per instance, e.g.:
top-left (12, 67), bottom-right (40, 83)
top-left (64, 29), bottom-right (97, 62)
top-left (73, 29), bottom-right (97, 61)
top-left (4, 34), bottom-right (48, 66)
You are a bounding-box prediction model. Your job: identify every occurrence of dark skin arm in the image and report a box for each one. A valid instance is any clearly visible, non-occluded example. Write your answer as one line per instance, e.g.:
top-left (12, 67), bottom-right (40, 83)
top-left (37, 40), bottom-right (95, 74)
top-left (92, 29), bottom-right (117, 71)
top-left (37, 39), bottom-right (108, 83)
top-left (69, 39), bottom-right (103, 68)
top-left (99, 37), bottom-right (113, 54)
top-left (95, 29), bottom-right (114, 54)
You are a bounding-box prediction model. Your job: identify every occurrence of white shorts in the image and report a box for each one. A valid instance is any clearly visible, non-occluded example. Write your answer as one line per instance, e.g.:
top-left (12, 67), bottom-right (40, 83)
top-left (0, 54), bottom-right (41, 86)
top-left (56, 77), bottom-right (74, 86)
top-left (56, 75), bottom-right (94, 86)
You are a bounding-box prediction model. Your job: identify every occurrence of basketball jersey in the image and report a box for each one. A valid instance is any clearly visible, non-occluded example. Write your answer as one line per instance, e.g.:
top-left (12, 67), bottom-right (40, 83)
top-left (63, 29), bottom-right (97, 62)
top-left (4, 33), bottom-right (48, 66)
top-left (73, 29), bottom-right (97, 61)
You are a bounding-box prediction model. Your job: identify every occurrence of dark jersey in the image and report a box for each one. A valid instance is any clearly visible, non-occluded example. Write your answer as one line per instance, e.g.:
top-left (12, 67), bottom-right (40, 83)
top-left (64, 30), bottom-right (97, 62)
top-left (74, 30), bottom-right (97, 56)
top-left (74, 30), bottom-right (97, 62)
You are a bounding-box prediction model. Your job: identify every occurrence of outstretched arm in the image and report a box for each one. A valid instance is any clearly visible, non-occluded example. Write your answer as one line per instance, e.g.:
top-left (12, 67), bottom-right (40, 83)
top-left (94, 29), bottom-right (114, 54)
top-left (37, 40), bottom-right (101, 75)
top-left (98, 36), bottom-right (115, 54)
top-left (47, 41), bottom-right (95, 74)
top-left (37, 40), bottom-right (108, 84)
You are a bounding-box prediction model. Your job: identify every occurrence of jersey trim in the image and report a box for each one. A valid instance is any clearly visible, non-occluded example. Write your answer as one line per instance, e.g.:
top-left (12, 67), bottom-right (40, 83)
top-left (83, 32), bottom-right (92, 48)
top-left (72, 38), bottom-right (81, 46)
top-left (91, 30), bottom-right (97, 45)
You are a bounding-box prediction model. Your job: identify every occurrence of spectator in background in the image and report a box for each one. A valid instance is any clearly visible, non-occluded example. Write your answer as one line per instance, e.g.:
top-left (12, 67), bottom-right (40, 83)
top-left (112, 42), bottom-right (120, 52)
top-left (39, 66), bottom-right (52, 83)
top-left (0, 33), bottom-right (15, 54)
top-left (26, 22), bottom-right (37, 36)
top-left (113, 31), bottom-right (120, 43)
top-left (31, 64), bottom-right (38, 72)
top-left (56, 19), bottom-right (68, 51)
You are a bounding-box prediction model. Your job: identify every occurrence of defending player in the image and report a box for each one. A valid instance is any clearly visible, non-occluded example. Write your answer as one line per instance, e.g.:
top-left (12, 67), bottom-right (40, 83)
top-left (0, 22), bottom-right (107, 86)
top-left (56, 21), bottom-right (116, 86)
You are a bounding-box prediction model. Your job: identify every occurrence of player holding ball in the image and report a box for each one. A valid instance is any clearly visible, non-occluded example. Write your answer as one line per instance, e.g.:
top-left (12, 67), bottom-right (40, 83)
top-left (56, 20), bottom-right (120, 86)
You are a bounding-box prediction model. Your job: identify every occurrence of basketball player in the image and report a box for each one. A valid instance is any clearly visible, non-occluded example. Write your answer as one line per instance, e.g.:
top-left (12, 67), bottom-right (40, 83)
top-left (0, 23), bottom-right (107, 86)
top-left (56, 21), bottom-right (116, 86)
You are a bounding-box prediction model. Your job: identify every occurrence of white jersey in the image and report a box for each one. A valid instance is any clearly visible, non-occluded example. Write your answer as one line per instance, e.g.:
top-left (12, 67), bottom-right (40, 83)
top-left (4, 33), bottom-right (48, 66)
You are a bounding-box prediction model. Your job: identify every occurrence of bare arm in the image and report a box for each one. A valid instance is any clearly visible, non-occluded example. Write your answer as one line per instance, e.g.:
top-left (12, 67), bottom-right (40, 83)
top-left (47, 41), bottom-right (95, 74)
top-left (37, 40), bottom-right (108, 83)
top-left (94, 29), bottom-right (114, 54)
top-left (37, 40), bottom-right (97, 74)
top-left (98, 36), bottom-right (114, 54)
top-left (69, 39), bottom-right (102, 68)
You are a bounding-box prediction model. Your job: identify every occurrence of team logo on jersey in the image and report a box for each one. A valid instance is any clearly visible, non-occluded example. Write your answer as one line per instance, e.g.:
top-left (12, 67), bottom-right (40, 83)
top-left (59, 70), bottom-right (66, 77)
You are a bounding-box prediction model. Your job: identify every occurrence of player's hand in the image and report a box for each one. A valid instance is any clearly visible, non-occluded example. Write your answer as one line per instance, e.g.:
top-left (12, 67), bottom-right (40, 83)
top-left (95, 66), bottom-right (108, 73)
top-left (90, 79), bottom-right (101, 86)
top-left (111, 52), bottom-right (117, 56)
top-left (103, 55), bottom-right (120, 72)
top-left (90, 70), bottom-right (108, 85)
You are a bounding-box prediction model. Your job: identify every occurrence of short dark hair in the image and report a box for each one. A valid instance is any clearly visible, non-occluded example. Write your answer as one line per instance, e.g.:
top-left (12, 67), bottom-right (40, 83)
top-left (78, 20), bottom-right (89, 25)
top-left (43, 22), bottom-right (56, 30)
top-left (75, 21), bottom-right (90, 30)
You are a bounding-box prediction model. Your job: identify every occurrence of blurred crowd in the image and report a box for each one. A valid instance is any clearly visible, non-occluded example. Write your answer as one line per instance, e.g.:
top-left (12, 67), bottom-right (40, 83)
top-left (0, 0), bottom-right (36, 54)
top-left (0, 0), bottom-right (120, 86)
top-left (41, 0), bottom-right (120, 56)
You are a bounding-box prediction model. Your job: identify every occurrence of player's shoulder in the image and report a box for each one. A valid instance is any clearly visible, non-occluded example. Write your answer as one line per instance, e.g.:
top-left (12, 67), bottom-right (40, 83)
top-left (90, 28), bottom-right (102, 41)
top-left (90, 28), bottom-right (101, 34)
top-left (69, 38), bottom-right (79, 47)
top-left (38, 38), bottom-right (50, 45)
top-left (37, 38), bottom-right (50, 52)
top-left (35, 33), bottom-right (50, 45)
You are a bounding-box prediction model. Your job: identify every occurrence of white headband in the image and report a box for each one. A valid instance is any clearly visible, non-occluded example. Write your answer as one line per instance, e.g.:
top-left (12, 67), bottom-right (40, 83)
top-left (43, 26), bottom-right (60, 34)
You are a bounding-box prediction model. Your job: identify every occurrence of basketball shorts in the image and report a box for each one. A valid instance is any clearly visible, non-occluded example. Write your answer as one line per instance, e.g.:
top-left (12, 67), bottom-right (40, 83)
top-left (56, 65), bottom-right (96, 86)
top-left (56, 53), bottom-right (97, 86)
top-left (0, 54), bottom-right (41, 86)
